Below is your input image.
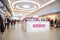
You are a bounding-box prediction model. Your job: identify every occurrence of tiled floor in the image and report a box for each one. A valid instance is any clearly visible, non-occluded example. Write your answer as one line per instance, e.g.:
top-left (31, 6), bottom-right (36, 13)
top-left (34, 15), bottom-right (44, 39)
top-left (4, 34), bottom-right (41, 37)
top-left (0, 22), bottom-right (60, 40)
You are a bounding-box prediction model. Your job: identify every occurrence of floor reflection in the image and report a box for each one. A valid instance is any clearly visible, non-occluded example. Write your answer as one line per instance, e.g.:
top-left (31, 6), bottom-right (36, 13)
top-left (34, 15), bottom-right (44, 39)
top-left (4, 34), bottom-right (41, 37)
top-left (0, 22), bottom-right (60, 40)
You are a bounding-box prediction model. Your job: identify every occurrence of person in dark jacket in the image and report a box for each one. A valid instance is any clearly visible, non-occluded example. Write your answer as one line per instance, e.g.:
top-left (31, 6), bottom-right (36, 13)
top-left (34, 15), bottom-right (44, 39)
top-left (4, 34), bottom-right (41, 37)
top-left (50, 19), bottom-right (53, 26)
top-left (0, 14), bottom-right (5, 34)
top-left (5, 16), bottom-right (10, 29)
top-left (54, 18), bottom-right (58, 28)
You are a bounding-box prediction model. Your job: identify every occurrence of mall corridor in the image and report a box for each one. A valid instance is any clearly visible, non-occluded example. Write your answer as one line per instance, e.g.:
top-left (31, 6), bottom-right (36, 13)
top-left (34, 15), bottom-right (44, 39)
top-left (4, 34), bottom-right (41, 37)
top-left (0, 0), bottom-right (60, 40)
top-left (0, 22), bottom-right (60, 40)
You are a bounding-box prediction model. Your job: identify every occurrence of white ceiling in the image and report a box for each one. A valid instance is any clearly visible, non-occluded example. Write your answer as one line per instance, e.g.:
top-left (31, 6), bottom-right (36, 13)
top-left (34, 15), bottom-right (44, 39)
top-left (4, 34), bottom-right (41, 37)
top-left (3, 0), bottom-right (56, 17)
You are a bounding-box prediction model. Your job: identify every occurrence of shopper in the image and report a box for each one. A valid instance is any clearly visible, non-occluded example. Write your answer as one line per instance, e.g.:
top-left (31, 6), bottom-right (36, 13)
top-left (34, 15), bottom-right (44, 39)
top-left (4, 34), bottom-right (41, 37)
top-left (5, 16), bottom-right (10, 29)
top-left (13, 20), bottom-right (16, 26)
top-left (50, 19), bottom-right (53, 26)
top-left (54, 18), bottom-right (58, 28)
top-left (0, 14), bottom-right (5, 34)
top-left (11, 20), bottom-right (13, 26)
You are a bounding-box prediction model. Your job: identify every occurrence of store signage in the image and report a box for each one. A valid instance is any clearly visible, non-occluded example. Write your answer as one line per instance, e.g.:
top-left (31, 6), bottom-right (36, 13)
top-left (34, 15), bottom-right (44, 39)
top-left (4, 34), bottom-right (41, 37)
top-left (33, 23), bottom-right (45, 28)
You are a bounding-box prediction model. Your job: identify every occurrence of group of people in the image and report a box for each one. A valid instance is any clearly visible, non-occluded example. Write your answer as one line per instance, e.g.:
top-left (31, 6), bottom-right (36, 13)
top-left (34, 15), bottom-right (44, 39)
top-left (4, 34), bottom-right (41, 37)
top-left (0, 14), bottom-right (20, 34)
top-left (0, 14), bottom-right (11, 34)
top-left (49, 18), bottom-right (58, 28)
top-left (46, 17), bottom-right (58, 28)
top-left (0, 13), bottom-right (59, 35)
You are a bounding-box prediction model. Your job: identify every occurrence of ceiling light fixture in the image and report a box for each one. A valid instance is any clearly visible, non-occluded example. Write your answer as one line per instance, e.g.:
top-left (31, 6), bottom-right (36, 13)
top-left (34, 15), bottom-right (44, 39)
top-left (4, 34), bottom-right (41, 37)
top-left (22, 5), bottom-right (30, 9)
top-left (12, 1), bottom-right (40, 8)
top-left (12, 1), bottom-right (40, 10)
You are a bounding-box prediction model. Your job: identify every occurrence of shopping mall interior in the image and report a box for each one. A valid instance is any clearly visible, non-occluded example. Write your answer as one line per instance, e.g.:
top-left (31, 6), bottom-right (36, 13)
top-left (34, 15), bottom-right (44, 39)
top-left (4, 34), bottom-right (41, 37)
top-left (0, 0), bottom-right (60, 40)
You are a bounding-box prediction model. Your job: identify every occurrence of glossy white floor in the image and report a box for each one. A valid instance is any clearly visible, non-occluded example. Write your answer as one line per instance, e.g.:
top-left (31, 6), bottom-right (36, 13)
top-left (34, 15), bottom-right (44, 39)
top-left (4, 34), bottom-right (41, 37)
top-left (0, 22), bottom-right (60, 40)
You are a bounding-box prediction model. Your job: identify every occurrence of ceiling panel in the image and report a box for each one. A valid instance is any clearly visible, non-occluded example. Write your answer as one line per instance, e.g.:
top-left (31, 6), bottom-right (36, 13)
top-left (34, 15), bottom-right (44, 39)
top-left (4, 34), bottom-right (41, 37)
top-left (3, 0), bottom-right (56, 17)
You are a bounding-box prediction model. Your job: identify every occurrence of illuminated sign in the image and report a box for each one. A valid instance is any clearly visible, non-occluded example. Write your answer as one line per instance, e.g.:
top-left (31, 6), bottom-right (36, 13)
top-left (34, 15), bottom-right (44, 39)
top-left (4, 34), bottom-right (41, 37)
top-left (33, 23), bottom-right (45, 28)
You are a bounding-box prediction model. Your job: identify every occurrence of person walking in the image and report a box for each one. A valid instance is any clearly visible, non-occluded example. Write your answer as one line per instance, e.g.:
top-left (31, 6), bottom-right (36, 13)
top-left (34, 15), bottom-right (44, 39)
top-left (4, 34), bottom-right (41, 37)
top-left (0, 14), bottom-right (5, 34)
top-left (5, 16), bottom-right (10, 29)
top-left (50, 19), bottom-right (53, 26)
top-left (54, 18), bottom-right (58, 28)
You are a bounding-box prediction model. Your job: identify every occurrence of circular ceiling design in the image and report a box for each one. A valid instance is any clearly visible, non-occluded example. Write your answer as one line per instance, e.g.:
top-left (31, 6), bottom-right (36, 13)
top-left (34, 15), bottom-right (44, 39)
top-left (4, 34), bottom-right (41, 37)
top-left (12, 1), bottom-right (40, 10)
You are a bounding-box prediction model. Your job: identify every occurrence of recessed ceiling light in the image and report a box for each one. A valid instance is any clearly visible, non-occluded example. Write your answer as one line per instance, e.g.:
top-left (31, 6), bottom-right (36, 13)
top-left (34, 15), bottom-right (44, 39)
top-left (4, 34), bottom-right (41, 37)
top-left (12, 1), bottom-right (40, 10)
top-left (22, 5), bottom-right (30, 9)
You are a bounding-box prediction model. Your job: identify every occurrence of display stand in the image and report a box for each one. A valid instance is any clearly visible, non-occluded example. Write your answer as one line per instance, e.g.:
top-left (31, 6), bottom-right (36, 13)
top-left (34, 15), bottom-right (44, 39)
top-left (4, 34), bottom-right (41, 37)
top-left (21, 21), bottom-right (50, 32)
